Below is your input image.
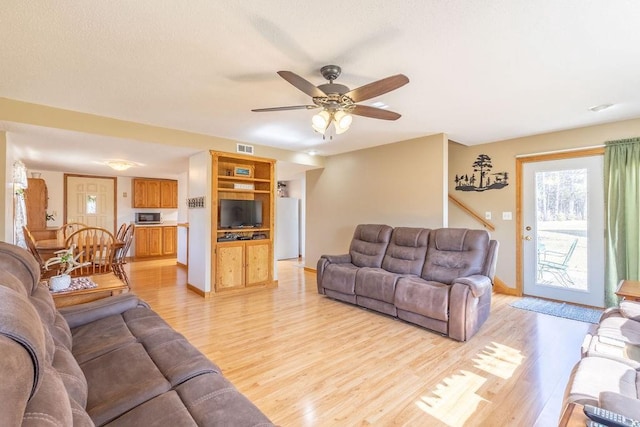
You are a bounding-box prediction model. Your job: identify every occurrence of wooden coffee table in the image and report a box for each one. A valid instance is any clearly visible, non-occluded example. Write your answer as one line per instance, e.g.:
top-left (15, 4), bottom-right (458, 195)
top-left (615, 279), bottom-right (640, 301)
top-left (51, 273), bottom-right (129, 308)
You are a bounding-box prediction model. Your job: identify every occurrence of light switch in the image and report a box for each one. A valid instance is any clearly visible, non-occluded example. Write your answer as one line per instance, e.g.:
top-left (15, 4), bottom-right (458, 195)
top-left (485, 211), bottom-right (492, 220)
top-left (502, 211), bottom-right (513, 220)
top-left (123, 192), bottom-right (127, 198)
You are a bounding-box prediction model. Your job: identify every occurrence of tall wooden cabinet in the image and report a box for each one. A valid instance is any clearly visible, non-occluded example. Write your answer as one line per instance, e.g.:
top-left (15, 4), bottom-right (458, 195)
top-left (211, 151), bottom-right (275, 292)
top-left (24, 178), bottom-right (48, 230)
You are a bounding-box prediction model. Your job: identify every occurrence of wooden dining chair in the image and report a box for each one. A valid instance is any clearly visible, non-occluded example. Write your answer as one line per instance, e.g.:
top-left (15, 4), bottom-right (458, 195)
top-left (113, 224), bottom-right (135, 286)
top-left (65, 227), bottom-right (116, 276)
top-left (116, 223), bottom-right (127, 241)
top-left (22, 226), bottom-right (49, 276)
top-left (56, 222), bottom-right (88, 242)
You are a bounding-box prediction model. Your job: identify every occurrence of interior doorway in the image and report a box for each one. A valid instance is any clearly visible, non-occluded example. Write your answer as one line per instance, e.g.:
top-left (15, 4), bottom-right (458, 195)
top-left (64, 174), bottom-right (117, 234)
top-left (517, 149), bottom-right (605, 307)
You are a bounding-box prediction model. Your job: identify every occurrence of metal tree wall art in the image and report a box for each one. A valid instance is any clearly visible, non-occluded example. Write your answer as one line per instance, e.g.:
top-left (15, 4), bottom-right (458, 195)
top-left (455, 154), bottom-right (509, 192)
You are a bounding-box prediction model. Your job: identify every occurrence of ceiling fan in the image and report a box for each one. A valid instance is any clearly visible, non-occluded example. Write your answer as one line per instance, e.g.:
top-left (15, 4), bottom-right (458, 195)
top-left (252, 65), bottom-right (409, 136)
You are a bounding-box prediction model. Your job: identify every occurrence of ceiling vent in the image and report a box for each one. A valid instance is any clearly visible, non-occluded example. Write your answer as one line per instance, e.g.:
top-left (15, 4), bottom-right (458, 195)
top-left (236, 143), bottom-right (254, 155)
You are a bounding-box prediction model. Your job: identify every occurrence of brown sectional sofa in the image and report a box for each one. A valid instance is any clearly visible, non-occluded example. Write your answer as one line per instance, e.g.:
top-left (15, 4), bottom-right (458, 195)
top-left (0, 242), bottom-right (274, 426)
top-left (317, 225), bottom-right (499, 341)
top-left (564, 299), bottom-right (640, 420)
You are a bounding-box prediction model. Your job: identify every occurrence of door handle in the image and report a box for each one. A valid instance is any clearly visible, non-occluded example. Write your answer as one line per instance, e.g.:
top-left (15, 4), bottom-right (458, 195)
top-left (523, 235), bottom-right (532, 241)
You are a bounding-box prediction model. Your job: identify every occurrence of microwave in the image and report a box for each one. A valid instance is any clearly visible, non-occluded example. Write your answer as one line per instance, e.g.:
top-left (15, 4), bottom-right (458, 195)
top-left (135, 212), bottom-right (162, 224)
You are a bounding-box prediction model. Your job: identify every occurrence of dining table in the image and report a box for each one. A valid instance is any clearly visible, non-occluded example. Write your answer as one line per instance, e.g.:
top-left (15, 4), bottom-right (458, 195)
top-left (35, 237), bottom-right (124, 262)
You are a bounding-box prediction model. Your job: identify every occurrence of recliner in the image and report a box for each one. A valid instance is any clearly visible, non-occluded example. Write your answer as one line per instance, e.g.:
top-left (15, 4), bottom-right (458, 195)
top-left (317, 225), bottom-right (499, 341)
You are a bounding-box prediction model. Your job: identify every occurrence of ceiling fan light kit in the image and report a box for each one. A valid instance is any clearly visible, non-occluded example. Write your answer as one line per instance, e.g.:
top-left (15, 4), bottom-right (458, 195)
top-left (252, 65), bottom-right (409, 137)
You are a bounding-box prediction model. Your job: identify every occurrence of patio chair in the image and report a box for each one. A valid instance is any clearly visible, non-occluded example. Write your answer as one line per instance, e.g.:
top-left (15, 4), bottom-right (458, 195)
top-left (537, 237), bottom-right (579, 287)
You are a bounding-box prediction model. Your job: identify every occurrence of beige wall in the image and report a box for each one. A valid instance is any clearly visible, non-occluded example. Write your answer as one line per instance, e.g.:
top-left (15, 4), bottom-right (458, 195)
top-left (448, 117), bottom-right (640, 289)
top-left (306, 133), bottom-right (448, 267)
top-left (0, 97), bottom-right (324, 169)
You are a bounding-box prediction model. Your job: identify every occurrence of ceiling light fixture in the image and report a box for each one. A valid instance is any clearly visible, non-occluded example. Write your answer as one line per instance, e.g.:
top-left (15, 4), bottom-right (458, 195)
top-left (588, 103), bottom-right (614, 112)
top-left (311, 109), bottom-right (353, 139)
top-left (105, 160), bottom-right (137, 171)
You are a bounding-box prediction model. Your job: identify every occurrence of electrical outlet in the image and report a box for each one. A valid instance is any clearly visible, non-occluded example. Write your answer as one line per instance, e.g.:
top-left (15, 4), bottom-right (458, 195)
top-left (502, 211), bottom-right (513, 220)
top-left (485, 211), bottom-right (491, 220)
top-left (123, 192), bottom-right (127, 198)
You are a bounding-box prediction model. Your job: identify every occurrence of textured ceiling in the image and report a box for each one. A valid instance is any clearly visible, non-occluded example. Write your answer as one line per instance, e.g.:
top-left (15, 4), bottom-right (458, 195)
top-left (1, 1), bottom-right (640, 175)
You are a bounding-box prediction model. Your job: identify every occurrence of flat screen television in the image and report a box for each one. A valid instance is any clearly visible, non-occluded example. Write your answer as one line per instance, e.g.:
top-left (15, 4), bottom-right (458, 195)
top-left (219, 199), bottom-right (263, 228)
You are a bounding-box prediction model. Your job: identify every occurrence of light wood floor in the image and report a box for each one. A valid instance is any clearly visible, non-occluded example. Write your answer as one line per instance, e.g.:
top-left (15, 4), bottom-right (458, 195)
top-left (123, 258), bottom-right (589, 426)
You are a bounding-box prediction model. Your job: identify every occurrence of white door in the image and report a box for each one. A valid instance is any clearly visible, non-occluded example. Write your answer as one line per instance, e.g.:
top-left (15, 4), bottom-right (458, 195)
top-left (522, 156), bottom-right (604, 307)
top-left (66, 176), bottom-right (116, 234)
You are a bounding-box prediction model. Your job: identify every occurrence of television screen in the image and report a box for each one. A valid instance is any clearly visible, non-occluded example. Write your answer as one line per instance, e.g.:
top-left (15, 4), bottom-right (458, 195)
top-left (219, 199), bottom-right (262, 228)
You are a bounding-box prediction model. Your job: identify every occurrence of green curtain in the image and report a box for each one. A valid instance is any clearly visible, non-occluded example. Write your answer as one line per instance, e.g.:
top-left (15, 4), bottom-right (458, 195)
top-left (604, 137), bottom-right (640, 306)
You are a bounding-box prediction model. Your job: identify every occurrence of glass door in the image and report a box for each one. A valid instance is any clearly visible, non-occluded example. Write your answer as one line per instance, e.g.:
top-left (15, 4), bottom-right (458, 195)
top-left (522, 155), bottom-right (604, 307)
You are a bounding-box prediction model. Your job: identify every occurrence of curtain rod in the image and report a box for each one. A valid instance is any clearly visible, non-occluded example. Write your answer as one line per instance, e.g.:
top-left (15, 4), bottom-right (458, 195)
top-left (515, 144), bottom-right (605, 158)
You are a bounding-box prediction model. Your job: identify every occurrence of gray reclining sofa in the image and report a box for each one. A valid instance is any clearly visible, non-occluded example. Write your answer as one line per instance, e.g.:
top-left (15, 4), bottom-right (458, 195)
top-left (0, 241), bottom-right (273, 426)
top-left (317, 225), bottom-right (499, 341)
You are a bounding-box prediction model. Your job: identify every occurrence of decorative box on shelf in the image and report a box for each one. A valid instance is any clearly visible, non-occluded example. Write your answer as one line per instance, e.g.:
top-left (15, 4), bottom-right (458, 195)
top-left (233, 183), bottom-right (255, 190)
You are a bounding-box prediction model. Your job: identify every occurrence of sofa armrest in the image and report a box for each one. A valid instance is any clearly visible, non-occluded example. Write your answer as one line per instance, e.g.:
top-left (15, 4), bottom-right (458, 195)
top-left (619, 301), bottom-right (640, 322)
top-left (599, 391), bottom-right (640, 420)
top-left (317, 254), bottom-right (351, 294)
top-left (322, 254), bottom-right (352, 264)
top-left (453, 275), bottom-right (492, 298)
top-left (59, 293), bottom-right (148, 329)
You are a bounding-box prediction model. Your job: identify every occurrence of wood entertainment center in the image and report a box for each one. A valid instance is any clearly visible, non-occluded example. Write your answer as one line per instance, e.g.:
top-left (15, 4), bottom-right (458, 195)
top-left (211, 151), bottom-right (275, 292)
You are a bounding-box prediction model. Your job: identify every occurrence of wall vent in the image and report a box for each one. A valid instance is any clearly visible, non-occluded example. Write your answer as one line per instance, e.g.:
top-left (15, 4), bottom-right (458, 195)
top-left (236, 143), bottom-right (254, 155)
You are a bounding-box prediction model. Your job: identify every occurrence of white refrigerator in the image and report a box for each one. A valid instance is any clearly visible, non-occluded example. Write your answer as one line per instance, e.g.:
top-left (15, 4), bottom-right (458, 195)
top-left (276, 197), bottom-right (299, 260)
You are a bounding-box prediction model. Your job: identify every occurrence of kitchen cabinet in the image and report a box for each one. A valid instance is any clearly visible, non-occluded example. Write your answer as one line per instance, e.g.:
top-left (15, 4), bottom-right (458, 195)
top-left (160, 180), bottom-right (178, 208)
top-left (135, 225), bottom-right (176, 259)
top-left (216, 240), bottom-right (271, 291)
top-left (132, 178), bottom-right (177, 208)
top-left (25, 178), bottom-right (48, 230)
top-left (162, 226), bottom-right (177, 255)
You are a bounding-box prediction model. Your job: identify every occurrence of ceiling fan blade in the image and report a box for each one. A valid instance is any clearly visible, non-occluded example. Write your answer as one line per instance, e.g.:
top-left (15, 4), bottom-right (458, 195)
top-left (345, 74), bottom-right (409, 103)
top-left (277, 71), bottom-right (327, 98)
top-left (251, 105), bottom-right (319, 112)
top-left (350, 105), bottom-right (402, 120)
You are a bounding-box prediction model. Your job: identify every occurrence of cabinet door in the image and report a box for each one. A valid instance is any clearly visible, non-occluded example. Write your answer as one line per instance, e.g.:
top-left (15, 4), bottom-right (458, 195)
top-left (216, 243), bottom-right (245, 290)
top-left (245, 241), bottom-right (271, 286)
top-left (146, 181), bottom-right (161, 208)
top-left (132, 179), bottom-right (147, 208)
top-left (162, 226), bottom-right (177, 255)
top-left (160, 180), bottom-right (177, 208)
top-left (134, 228), bottom-right (150, 257)
top-left (148, 227), bottom-right (163, 256)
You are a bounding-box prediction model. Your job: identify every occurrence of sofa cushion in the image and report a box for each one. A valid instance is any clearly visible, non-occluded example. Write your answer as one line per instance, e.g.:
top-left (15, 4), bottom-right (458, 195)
top-left (176, 372), bottom-right (273, 426)
top-left (355, 268), bottom-right (401, 304)
top-left (381, 227), bottom-right (430, 275)
top-left (82, 342), bottom-right (172, 426)
top-left (597, 316), bottom-right (640, 345)
top-left (422, 228), bottom-right (490, 284)
top-left (71, 314), bottom-right (137, 364)
top-left (52, 344), bottom-right (88, 408)
top-left (395, 277), bottom-right (449, 321)
top-left (567, 356), bottom-right (638, 406)
top-left (0, 244), bottom-right (41, 295)
top-left (104, 390), bottom-right (198, 426)
top-left (349, 224), bottom-right (393, 268)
